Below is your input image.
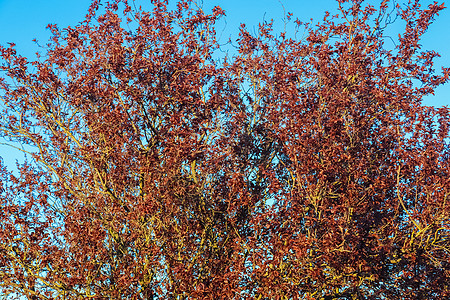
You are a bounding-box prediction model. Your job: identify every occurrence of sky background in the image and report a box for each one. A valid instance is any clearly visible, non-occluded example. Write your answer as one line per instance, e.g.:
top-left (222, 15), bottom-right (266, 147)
top-left (0, 0), bottom-right (449, 169)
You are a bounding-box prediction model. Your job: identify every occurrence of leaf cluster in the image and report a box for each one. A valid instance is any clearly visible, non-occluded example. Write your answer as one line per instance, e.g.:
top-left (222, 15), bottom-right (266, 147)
top-left (0, 0), bottom-right (449, 299)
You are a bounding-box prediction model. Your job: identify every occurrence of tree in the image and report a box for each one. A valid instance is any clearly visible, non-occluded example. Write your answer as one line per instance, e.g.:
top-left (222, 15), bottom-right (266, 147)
top-left (0, 0), bottom-right (449, 298)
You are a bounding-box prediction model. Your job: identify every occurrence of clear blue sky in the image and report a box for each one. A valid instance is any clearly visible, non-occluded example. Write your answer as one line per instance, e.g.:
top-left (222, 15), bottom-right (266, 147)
top-left (1, 0), bottom-right (449, 168)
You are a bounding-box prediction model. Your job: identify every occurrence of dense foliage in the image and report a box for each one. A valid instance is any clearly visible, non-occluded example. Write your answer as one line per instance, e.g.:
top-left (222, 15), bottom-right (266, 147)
top-left (1, 0), bottom-right (449, 298)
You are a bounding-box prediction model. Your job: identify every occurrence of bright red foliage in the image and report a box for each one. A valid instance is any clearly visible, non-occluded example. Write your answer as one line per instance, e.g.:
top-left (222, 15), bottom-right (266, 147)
top-left (0, 0), bottom-right (449, 299)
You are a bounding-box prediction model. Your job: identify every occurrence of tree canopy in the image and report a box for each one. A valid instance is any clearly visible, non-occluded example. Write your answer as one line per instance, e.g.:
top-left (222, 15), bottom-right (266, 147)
top-left (1, 0), bottom-right (449, 299)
